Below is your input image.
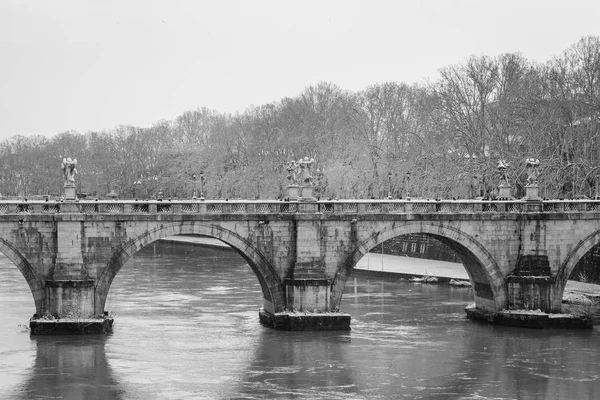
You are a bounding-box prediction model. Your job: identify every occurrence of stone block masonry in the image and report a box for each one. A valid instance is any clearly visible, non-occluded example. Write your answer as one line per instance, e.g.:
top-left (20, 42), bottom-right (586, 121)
top-left (0, 199), bottom-right (598, 332)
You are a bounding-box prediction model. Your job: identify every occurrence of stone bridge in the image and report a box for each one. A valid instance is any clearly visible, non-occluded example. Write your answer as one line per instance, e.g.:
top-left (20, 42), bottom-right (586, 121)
top-left (2, 198), bottom-right (599, 330)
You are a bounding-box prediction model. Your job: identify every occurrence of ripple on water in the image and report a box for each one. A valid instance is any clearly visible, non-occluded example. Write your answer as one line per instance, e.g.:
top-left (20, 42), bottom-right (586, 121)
top-left (3, 245), bottom-right (600, 399)
top-left (205, 285), bottom-right (234, 292)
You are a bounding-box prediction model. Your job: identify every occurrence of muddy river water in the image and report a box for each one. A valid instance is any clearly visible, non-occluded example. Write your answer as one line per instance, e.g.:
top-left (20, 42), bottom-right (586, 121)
top-left (1, 241), bottom-right (599, 399)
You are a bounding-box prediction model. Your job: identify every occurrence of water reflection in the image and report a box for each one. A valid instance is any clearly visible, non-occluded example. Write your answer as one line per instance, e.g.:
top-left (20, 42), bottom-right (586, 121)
top-left (234, 330), bottom-right (357, 399)
top-left (19, 336), bottom-right (123, 400)
top-left (341, 277), bottom-right (600, 399)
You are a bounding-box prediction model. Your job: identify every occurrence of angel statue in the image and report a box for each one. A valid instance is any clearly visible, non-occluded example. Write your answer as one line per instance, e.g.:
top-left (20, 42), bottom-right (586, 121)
top-left (497, 159), bottom-right (510, 186)
top-left (286, 160), bottom-right (300, 185)
top-left (525, 158), bottom-right (540, 186)
top-left (298, 157), bottom-right (315, 185)
top-left (61, 157), bottom-right (78, 186)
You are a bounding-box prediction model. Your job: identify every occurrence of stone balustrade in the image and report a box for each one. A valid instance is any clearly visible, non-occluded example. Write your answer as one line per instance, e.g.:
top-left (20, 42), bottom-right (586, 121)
top-left (0, 199), bottom-right (599, 215)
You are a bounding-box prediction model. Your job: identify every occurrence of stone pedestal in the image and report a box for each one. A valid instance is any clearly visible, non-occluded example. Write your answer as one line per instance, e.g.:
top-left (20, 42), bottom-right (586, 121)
top-left (497, 184), bottom-right (512, 199)
top-left (300, 185), bottom-right (314, 200)
top-left (524, 184), bottom-right (540, 201)
top-left (298, 202), bottom-right (318, 213)
top-left (60, 202), bottom-right (80, 213)
top-left (287, 185), bottom-right (300, 200)
top-left (64, 185), bottom-right (76, 200)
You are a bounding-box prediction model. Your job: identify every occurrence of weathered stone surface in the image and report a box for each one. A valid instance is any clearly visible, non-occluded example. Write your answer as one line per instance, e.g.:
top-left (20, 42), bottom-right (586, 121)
top-left (465, 304), bottom-right (592, 329)
top-left (259, 309), bottom-right (350, 331)
top-left (30, 316), bottom-right (114, 335)
top-left (506, 276), bottom-right (555, 312)
top-left (285, 278), bottom-right (331, 312)
top-left (513, 255), bottom-right (551, 276)
top-left (1, 199), bottom-right (600, 332)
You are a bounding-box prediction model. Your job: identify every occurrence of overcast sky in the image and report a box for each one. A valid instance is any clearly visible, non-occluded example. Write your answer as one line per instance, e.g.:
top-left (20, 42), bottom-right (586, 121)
top-left (2, 0), bottom-right (600, 140)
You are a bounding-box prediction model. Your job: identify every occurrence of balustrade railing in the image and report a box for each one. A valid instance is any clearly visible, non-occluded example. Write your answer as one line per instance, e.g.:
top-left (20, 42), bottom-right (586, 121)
top-left (342, 203), bottom-right (358, 213)
top-left (0, 199), bottom-right (600, 216)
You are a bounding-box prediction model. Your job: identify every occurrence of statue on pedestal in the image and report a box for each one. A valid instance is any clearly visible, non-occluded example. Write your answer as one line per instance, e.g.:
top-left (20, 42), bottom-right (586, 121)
top-left (286, 157), bottom-right (316, 186)
top-left (497, 160), bottom-right (510, 186)
top-left (496, 160), bottom-right (512, 199)
top-left (285, 157), bottom-right (316, 200)
top-left (61, 158), bottom-right (78, 187)
top-left (61, 157), bottom-right (78, 201)
top-left (524, 158), bottom-right (541, 201)
top-left (286, 160), bottom-right (300, 185)
top-left (525, 158), bottom-right (540, 186)
top-left (298, 157), bottom-right (315, 185)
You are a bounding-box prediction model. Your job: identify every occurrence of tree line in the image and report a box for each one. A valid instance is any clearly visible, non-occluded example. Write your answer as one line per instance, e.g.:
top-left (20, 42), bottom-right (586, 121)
top-left (2, 36), bottom-right (600, 201)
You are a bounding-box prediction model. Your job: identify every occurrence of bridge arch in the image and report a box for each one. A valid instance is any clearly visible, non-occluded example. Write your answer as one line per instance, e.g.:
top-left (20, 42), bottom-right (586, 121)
top-left (0, 237), bottom-right (45, 313)
top-left (331, 221), bottom-right (507, 313)
top-left (555, 229), bottom-right (600, 307)
top-left (94, 222), bottom-right (285, 315)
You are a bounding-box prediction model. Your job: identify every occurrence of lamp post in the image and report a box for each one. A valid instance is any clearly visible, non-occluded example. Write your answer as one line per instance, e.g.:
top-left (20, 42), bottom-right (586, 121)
top-left (387, 172), bottom-right (392, 199)
top-left (406, 171), bottom-right (411, 200)
top-left (256, 174), bottom-right (264, 199)
top-left (192, 174), bottom-right (197, 199)
top-left (200, 171), bottom-right (205, 200)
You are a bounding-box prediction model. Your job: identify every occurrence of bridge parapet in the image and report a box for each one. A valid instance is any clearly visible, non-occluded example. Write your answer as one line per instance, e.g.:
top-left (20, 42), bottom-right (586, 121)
top-left (1, 199), bottom-right (599, 215)
top-left (0, 200), bottom-right (304, 215)
top-left (317, 199), bottom-right (600, 214)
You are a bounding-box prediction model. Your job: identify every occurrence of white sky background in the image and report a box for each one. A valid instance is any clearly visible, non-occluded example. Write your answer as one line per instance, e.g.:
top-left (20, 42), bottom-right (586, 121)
top-left (1, 0), bottom-right (600, 140)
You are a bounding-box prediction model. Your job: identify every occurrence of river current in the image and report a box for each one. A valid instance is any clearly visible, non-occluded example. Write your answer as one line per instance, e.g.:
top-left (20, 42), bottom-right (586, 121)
top-left (1, 240), bottom-right (599, 399)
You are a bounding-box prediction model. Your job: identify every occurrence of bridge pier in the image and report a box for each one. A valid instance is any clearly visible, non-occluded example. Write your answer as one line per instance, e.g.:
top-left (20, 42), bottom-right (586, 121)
top-left (41, 217), bottom-right (99, 318)
top-left (506, 276), bottom-right (556, 312)
top-left (259, 278), bottom-right (350, 331)
top-left (45, 280), bottom-right (96, 317)
top-left (28, 216), bottom-right (113, 334)
top-left (505, 254), bottom-right (557, 312)
top-left (466, 254), bottom-right (591, 328)
top-left (259, 276), bottom-right (350, 330)
top-left (259, 208), bottom-right (351, 330)
top-left (30, 279), bottom-right (114, 335)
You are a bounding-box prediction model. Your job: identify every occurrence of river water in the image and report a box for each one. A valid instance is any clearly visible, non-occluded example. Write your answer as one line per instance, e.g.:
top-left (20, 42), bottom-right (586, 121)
top-left (1, 241), bottom-right (599, 400)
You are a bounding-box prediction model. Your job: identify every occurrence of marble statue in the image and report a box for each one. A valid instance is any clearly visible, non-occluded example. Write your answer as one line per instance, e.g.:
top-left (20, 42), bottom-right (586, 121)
top-left (61, 157), bottom-right (78, 187)
top-left (497, 160), bottom-right (510, 186)
top-left (298, 157), bottom-right (315, 185)
top-left (525, 158), bottom-right (540, 186)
